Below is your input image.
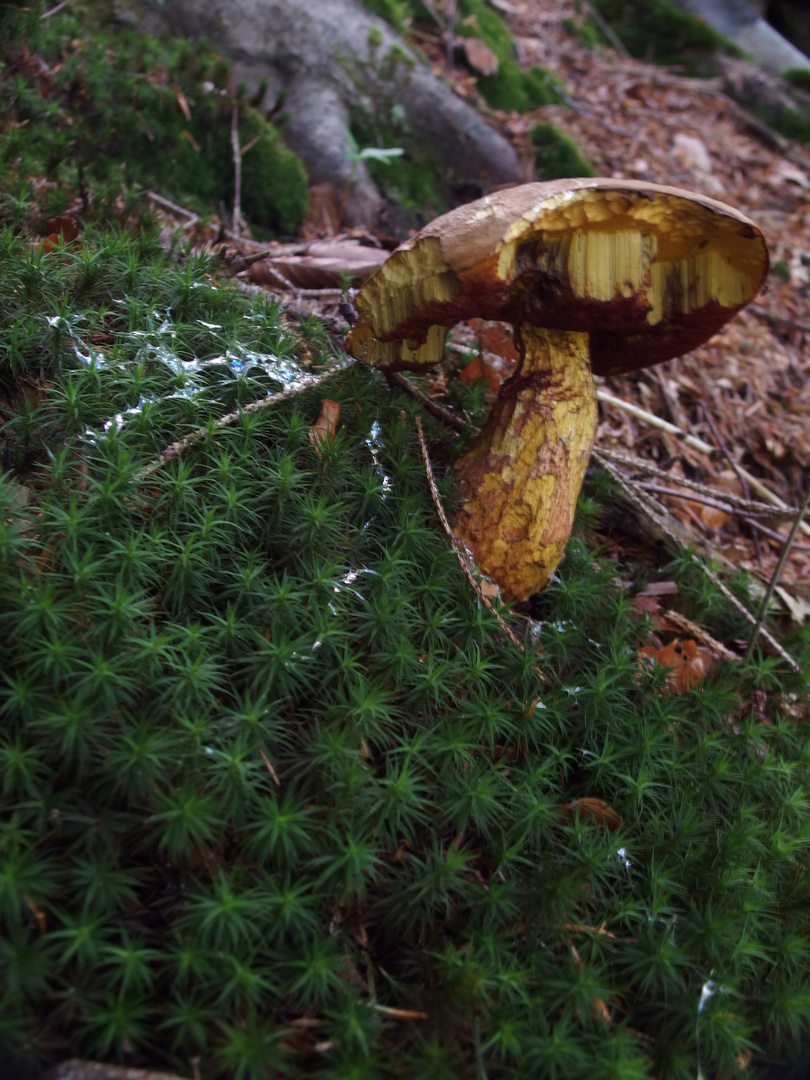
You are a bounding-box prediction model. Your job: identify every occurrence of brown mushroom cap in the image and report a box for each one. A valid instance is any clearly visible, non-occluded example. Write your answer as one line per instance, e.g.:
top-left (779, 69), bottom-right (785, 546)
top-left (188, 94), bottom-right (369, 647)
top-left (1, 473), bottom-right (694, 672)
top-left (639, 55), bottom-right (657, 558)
top-left (346, 178), bottom-right (768, 377)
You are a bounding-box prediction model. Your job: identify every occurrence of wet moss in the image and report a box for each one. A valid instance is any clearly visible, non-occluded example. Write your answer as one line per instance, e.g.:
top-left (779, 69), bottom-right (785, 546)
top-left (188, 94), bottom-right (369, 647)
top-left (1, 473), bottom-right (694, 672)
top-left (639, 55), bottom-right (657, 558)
top-left (531, 123), bottom-right (595, 180)
top-left (588, 0), bottom-right (743, 73)
top-left (0, 8), bottom-right (309, 234)
top-left (368, 0), bottom-right (563, 113)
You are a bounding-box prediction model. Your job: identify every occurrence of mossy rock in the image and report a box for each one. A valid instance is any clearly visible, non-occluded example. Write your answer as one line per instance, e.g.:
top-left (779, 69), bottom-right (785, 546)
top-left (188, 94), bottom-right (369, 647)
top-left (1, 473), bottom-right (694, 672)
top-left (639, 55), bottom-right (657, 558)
top-left (366, 0), bottom-right (563, 113)
top-left (588, 0), bottom-right (743, 73)
top-left (531, 123), bottom-right (595, 180)
top-left (0, 6), bottom-right (308, 234)
top-left (345, 40), bottom-right (446, 225)
top-left (359, 0), bottom-right (410, 34)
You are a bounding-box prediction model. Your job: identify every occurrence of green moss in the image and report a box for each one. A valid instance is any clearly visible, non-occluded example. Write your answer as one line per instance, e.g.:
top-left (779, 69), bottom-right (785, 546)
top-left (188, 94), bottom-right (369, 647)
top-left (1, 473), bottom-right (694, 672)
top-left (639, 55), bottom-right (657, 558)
top-left (2, 5), bottom-right (810, 1080)
top-left (342, 41), bottom-right (445, 222)
top-left (2, 199), bottom-right (810, 1080)
top-left (784, 69), bottom-right (810, 93)
top-left (589, 0), bottom-right (743, 73)
top-left (768, 105), bottom-right (810, 145)
top-left (373, 0), bottom-right (562, 113)
top-left (358, 0), bottom-right (409, 34)
top-left (478, 60), bottom-right (561, 113)
top-left (531, 123), bottom-right (595, 180)
top-left (453, 0), bottom-right (563, 112)
top-left (0, 5), bottom-right (308, 234)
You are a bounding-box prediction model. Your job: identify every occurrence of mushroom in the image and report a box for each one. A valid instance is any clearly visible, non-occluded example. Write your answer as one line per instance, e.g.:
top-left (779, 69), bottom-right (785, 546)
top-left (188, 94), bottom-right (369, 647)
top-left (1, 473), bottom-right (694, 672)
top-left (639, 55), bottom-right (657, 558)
top-left (346, 179), bottom-right (768, 600)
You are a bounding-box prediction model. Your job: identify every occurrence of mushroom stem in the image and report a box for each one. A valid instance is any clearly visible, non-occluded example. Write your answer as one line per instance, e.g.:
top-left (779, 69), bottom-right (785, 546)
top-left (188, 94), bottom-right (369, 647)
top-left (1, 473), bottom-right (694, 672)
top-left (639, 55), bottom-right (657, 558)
top-left (453, 325), bottom-right (598, 600)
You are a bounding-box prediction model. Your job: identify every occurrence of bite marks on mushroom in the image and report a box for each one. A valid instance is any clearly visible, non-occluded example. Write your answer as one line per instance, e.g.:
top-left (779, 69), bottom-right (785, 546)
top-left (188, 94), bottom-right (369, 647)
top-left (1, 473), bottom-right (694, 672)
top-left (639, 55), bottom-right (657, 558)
top-left (346, 179), bottom-right (768, 601)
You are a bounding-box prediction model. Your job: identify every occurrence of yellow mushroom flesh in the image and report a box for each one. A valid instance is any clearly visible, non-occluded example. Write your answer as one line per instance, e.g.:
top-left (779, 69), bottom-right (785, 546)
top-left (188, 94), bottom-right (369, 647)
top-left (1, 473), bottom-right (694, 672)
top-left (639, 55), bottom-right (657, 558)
top-left (346, 181), bottom-right (768, 600)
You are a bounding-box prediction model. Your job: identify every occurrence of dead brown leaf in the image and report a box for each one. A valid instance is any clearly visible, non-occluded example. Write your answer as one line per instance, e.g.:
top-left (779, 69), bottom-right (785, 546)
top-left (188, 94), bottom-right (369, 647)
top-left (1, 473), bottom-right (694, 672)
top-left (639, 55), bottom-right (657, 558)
top-left (463, 37), bottom-right (499, 76)
top-left (565, 797), bottom-right (622, 831)
top-left (308, 399), bottom-right (340, 454)
top-left (250, 239), bottom-right (388, 290)
top-left (639, 638), bottom-right (712, 692)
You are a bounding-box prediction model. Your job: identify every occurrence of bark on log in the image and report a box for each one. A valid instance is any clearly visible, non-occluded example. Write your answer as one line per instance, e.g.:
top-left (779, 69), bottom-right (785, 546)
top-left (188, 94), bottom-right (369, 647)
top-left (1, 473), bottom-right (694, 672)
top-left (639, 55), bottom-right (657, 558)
top-left (669, 0), bottom-right (810, 73)
top-left (130, 0), bottom-right (523, 228)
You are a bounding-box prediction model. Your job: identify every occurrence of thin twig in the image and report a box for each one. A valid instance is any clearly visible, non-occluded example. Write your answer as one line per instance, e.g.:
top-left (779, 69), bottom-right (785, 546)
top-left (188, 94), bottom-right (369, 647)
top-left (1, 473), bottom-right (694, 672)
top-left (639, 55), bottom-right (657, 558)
top-left (633, 481), bottom-right (783, 519)
top-left (145, 189), bottom-right (200, 223)
top-left (660, 610), bottom-right (737, 662)
top-left (697, 558), bottom-right (801, 673)
top-left (742, 516), bottom-right (810, 551)
top-left (701, 402), bottom-right (763, 565)
top-left (594, 447), bottom-right (792, 518)
top-left (597, 453), bottom-right (801, 672)
top-left (597, 391), bottom-right (810, 537)
top-left (746, 480), bottom-right (810, 661)
top-left (238, 263), bottom-right (348, 299)
top-left (596, 451), bottom-right (694, 547)
top-left (445, 0), bottom-right (456, 68)
top-left (387, 371), bottom-right (472, 432)
top-left (40, 0), bottom-right (70, 18)
top-left (231, 105), bottom-right (242, 238)
top-left (134, 359), bottom-right (353, 482)
top-left (749, 304), bottom-right (810, 336)
top-left (597, 389), bottom-right (719, 456)
top-left (414, 416), bottom-right (531, 660)
top-left (580, 0), bottom-right (630, 57)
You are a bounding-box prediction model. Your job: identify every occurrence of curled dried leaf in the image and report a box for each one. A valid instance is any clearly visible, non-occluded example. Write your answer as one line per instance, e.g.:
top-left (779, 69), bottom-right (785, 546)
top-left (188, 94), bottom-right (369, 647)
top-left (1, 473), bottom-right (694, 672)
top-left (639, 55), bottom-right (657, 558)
top-left (639, 638), bottom-right (712, 692)
top-left (308, 399), bottom-right (340, 455)
top-left (565, 797), bottom-right (622, 831)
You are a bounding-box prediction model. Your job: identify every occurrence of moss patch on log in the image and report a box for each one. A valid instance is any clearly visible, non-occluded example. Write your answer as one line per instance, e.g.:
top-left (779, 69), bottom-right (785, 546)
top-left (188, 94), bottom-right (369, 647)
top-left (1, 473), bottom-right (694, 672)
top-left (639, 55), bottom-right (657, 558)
top-left (0, 4), bottom-right (308, 234)
top-left (531, 123), bottom-right (596, 180)
top-left (586, 0), bottom-right (744, 74)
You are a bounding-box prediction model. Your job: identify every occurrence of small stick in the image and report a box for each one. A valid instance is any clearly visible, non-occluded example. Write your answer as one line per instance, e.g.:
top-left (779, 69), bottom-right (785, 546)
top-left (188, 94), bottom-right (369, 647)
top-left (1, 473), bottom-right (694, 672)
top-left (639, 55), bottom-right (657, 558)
top-left (40, 0), bottom-right (70, 18)
top-left (596, 391), bottom-right (810, 537)
top-left (387, 371), bottom-right (472, 432)
top-left (596, 454), bottom-right (800, 671)
top-left (746, 480), bottom-right (810, 661)
top-left (749, 304), bottom-right (810, 336)
top-left (597, 389), bottom-right (718, 457)
top-left (414, 416), bottom-right (530, 659)
top-left (145, 189), bottom-right (199, 223)
top-left (698, 558), bottom-right (800, 673)
top-left (371, 1004), bottom-right (428, 1020)
top-left (134, 359), bottom-right (353, 482)
top-left (701, 402), bottom-right (763, 565)
top-left (634, 481), bottom-right (783, 519)
top-left (594, 448), bottom-right (791, 518)
top-left (236, 266), bottom-right (347, 302)
top-left (445, 0), bottom-right (456, 68)
top-left (231, 105), bottom-right (242, 238)
top-left (742, 516), bottom-right (810, 551)
top-left (580, 0), bottom-right (630, 57)
top-left (258, 747), bottom-right (280, 787)
top-left (659, 610), bottom-right (737, 662)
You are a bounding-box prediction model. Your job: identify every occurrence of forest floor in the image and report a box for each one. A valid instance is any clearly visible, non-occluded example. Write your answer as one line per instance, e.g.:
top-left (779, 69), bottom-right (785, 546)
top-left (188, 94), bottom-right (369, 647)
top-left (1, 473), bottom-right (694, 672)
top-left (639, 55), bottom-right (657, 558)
top-left (168, 0), bottom-right (810, 646)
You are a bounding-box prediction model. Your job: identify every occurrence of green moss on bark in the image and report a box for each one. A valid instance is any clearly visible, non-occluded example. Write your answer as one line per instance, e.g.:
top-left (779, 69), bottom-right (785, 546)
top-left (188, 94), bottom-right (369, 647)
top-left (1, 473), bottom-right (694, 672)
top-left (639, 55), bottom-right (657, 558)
top-left (531, 123), bottom-right (595, 180)
top-left (588, 0), bottom-right (743, 73)
top-left (0, 5), bottom-right (308, 234)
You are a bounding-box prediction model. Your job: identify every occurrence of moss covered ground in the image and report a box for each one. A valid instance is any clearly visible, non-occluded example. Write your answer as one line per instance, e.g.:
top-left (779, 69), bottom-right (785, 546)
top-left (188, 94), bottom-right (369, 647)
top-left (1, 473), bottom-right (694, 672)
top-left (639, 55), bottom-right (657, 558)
top-left (2, 4), bottom-right (810, 1080)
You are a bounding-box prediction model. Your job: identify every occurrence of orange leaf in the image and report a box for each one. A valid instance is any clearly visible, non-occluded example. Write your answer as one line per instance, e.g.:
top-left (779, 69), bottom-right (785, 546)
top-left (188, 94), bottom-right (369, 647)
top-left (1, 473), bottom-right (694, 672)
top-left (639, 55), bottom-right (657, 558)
top-left (640, 638), bottom-right (712, 692)
top-left (565, 797), bottom-right (622, 831)
top-left (459, 353), bottom-right (499, 392)
top-left (174, 86), bottom-right (192, 121)
top-left (41, 215), bottom-right (81, 253)
top-left (308, 399), bottom-right (340, 454)
top-left (471, 318), bottom-right (521, 365)
top-left (463, 37), bottom-right (499, 76)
